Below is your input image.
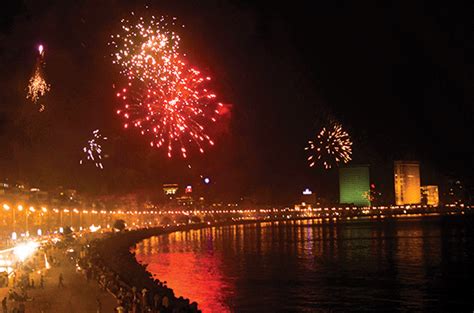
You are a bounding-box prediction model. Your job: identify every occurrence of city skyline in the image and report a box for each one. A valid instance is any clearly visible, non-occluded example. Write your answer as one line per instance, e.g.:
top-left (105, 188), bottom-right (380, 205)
top-left (0, 1), bottom-right (472, 203)
top-left (1, 158), bottom-right (469, 208)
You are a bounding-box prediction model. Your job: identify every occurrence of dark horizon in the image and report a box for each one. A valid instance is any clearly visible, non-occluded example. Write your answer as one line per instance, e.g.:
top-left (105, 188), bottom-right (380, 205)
top-left (0, 1), bottom-right (472, 203)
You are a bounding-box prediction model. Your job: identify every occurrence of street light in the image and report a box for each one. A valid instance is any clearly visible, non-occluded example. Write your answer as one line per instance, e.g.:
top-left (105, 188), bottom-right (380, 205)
top-left (11, 205), bottom-right (23, 232)
top-left (73, 209), bottom-right (79, 227)
top-left (2, 204), bottom-right (11, 231)
top-left (39, 207), bottom-right (47, 229)
top-left (25, 206), bottom-right (35, 234)
top-left (62, 209), bottom-right (69, 227)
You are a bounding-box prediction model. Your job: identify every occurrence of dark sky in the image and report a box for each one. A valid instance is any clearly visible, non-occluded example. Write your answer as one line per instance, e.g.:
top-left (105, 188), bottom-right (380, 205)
top-left (0, 1), bottom-right (472, 203)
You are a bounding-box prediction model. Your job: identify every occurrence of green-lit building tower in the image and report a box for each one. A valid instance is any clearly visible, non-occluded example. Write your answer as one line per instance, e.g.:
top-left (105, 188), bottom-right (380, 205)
top-left (339, 165), bottom-right (370, 206)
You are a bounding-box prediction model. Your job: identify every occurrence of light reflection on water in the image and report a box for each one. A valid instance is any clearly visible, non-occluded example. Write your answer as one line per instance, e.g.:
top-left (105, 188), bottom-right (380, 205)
top-left (135, 217), bottom-right (474, 312)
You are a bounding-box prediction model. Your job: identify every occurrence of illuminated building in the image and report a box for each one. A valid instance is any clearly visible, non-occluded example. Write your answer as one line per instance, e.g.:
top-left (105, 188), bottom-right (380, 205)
top-left (339, 165), bottom-right (370, 206)
top-left (163, 184), bottom-right (179, 196)
top-left (0, 181), bottom-right (9, 195)
top-left (421, 185), bottom-right (439, 206)
top-left (394, 161), bottom-right (421, 205)
top-left (300, 188), bottom-right (316, 205)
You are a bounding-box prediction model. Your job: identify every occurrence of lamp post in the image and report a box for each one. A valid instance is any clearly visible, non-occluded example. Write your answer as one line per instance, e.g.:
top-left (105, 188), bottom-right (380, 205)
top-left (41, 207), bottom-right (47, 231)
top-left (26, 206), bottom-right (35, 235)
top-left (17, 205), bottom-right (24, 232)
top-left (60, 209), bottom-right (64, 227)
top-left (26, 211), bottom-right (29, 234)
top-left (2, 204), bottom-right (13, 232)
top-left (72, 209), bottom-right (77, 227)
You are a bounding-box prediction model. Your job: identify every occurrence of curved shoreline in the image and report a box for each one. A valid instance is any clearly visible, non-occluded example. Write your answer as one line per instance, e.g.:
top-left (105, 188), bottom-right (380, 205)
top-left (90, 213), bottom-right (473, 312)
top-left (90, 221), bottom-right (247, 312)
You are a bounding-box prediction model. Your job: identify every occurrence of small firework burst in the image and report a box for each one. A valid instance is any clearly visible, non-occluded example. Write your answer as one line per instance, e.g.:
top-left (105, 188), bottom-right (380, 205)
top-left (305, 123), bottom-right (352, 169)
top-left (80, 129), bottom-right (107, 169)
top-left (27, 45), bottom-right (51, 107)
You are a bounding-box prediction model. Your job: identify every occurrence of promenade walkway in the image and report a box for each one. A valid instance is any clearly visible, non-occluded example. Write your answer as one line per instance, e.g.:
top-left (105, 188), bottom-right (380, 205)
top-left (1, 249), bottom-right (117, 313)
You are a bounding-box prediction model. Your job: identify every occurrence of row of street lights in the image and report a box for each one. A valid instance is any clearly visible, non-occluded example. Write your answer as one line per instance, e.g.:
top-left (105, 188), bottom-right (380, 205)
top-left (3, 204), bottom-right (49, 232)
top-left (2, 203), bottom-right (111, 233)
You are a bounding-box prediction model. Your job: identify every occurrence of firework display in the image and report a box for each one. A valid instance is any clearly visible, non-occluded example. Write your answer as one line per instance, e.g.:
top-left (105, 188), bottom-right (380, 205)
top-left (115, 65), bottom-right (221, 158)
top-left (305, 123), bottom-right (352, 169)
top-left (110, 12), bottom-right (222, 158)
top-left (109, 14), bottom-right (182, 83)
top-left (80, 129), bottom-right (107, 169)
top-left (26, 44), bottom-right (50, 109)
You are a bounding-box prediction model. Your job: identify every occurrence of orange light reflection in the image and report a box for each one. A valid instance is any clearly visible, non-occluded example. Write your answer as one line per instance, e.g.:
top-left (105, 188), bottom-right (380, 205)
top-left (136, 238), bottom-right (233, 313)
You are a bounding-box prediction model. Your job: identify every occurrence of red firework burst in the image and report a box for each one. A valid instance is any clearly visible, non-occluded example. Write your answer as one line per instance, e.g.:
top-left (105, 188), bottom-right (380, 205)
top-left (116, 58), bottom-right (222, 158)
top-left (111, 12), bottom-right (225, 158)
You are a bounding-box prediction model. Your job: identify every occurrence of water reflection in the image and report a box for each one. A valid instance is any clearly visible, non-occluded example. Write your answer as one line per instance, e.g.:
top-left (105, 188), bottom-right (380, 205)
top-left (135, 217), bottom-right (474, 312)
top-left (136, 229), bottom-right (235, 313)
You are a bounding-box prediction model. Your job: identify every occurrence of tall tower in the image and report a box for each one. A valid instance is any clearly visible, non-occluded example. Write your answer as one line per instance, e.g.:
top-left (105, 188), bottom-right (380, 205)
top-left (394, 161), bottom-right (421, 205)
top-left (339, 165), bottom-right (370, 206)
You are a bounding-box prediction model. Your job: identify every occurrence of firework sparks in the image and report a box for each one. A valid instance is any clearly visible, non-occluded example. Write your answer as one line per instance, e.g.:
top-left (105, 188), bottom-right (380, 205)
top-left (305, 123), bottom-right (352, 169)
top-left (109, 14), bottom-right (182, 83)
top-left (111, 12), bottom-right (222, 158)
top-left (27, 44), bottom-right (51, 107)
top-left (80, 129), bottom-right (107, 169)
top-left (115, 64), bottom-right (221, 158)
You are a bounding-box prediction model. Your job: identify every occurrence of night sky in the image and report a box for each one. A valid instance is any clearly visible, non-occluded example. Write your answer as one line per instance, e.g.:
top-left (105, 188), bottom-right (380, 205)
top-left (0, 1), bottom-right (472, 203)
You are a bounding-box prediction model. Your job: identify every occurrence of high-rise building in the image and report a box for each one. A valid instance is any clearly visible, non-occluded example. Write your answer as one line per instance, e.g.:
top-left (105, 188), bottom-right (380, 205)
top-left (394, 161), bottom-right (421, 205)
top-left (339, 165), bottom-right (370, 206)
top-left (163, 184), bottom-right (179, 196)
top-left (421, 185), bottom-right (439, 206)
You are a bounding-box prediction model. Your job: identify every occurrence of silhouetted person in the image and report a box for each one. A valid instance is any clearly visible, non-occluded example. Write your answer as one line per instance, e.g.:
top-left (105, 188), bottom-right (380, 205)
top-left (58, 273), bottom-right (64, 287)
top-left (1, 296), bottom-right (7, 313)
top-left (162, 295), bottom-right (169, 311)
top-left (153, 293), bottom-right (160, 311)
top-left (96, 297), bottom-right (102, 313)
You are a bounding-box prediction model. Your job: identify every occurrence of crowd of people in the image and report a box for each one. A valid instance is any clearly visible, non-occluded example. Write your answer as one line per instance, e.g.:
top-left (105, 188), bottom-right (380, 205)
top-left (2, 225), bottom-right (205, 312)
top-left (76, 229), bottom-right (201, 313)
top-left (1, 244), bottom-right (51, 313)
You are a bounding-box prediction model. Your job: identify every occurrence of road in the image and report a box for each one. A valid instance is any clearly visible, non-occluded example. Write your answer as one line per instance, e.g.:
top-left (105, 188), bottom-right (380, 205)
top-left (1, 247), bottom-right (117, 312)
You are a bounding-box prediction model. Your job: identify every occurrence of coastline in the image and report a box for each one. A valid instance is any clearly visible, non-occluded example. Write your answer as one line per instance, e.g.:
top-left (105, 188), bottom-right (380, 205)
top-left (90, 223), bottom-right (210, 312)
top-left (90, 212), bottom-right (473, 312)
top-left (90, 220), bottom-right (265, 312)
